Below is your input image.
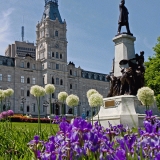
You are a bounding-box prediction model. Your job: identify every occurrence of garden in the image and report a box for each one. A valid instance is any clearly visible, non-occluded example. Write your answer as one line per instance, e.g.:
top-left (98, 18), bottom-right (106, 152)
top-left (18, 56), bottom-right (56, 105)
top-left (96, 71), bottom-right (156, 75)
top-left (0, 85), bottom-right (160, 159)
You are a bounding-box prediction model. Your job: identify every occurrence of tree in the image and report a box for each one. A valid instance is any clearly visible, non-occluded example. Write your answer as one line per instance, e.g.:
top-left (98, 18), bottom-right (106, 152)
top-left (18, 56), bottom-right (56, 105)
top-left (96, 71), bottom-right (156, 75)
top-left (145, 37), bottom-right (160, 109)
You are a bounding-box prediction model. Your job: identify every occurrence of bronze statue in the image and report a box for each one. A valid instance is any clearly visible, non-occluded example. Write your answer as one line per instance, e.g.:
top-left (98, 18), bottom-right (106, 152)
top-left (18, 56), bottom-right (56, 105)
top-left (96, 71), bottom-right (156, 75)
top-left (117, 0), bottom-right (132, 35)
top-left (107, 51), bottom-right (145, 97)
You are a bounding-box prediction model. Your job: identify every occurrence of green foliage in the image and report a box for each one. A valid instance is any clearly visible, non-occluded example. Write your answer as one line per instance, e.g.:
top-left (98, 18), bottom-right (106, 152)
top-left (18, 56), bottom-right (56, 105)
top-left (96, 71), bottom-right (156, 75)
top-left (0, 121), bottom-right (58, 159)
top-left (145, 36), bottom-right (160, 109)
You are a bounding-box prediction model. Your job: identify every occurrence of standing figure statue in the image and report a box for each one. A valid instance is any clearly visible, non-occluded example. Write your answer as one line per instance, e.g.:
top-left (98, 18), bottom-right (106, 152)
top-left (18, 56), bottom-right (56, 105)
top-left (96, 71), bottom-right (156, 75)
top-left (117, 0), bottom-right (132, 35)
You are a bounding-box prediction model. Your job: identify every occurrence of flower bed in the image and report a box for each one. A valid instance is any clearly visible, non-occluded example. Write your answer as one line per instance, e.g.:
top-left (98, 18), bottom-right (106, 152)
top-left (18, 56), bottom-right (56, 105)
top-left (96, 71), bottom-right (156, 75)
top-left (28, 110), bottom-right (160, 160)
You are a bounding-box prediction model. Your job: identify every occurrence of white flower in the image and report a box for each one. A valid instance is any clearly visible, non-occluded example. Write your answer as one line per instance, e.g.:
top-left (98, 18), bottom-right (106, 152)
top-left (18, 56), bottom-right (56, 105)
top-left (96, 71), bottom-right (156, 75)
top-left (87, 89), bottom-right (98, 99)
top-left (45, 84), bottom-right (55, 94)
top-left (0, 89), bottom-right (5, 101)
top-left (3, 90), bottom-right (8, 98)
top-left (137, 87), bottom-right (155, 106)
top-left (66, 94), bottom-right (79, 107)
top-left (6, 89), bottom-right (14, 97)
top-left (30, 85), bottom-right (45, 97)
top-left (88, 93), bottom-right (103, 107)
top-left (58, 92), bottom-right (68, 103)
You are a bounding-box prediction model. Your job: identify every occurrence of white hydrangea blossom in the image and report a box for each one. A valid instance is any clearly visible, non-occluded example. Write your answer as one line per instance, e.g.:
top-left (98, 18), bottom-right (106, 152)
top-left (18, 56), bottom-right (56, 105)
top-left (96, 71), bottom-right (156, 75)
top-left (0, 89), bottom-right (5, 101)
top-left (45, 84), bottom-right (55, 94)
top-left (58, 92), bottom-right (68, 103)
top-left (3, 90), bottom-right (8, 98)
top-left (30, 85), bottom-right (45, 97)
top-left (89, 93), bottom-right (103, 107)
top-left (66, 94), bottom-right (79, 107)
top-left (87, 89), bottom-right (98, 99)
top-left (6, 88), bottom-right (14, 97)
top-left (137, 87), bottom-right (155, 106)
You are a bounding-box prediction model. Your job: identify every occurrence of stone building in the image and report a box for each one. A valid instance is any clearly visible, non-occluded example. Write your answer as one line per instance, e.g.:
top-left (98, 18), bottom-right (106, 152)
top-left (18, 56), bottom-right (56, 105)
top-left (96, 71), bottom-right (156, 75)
top-left (0, 0), bottom-right (109, 117)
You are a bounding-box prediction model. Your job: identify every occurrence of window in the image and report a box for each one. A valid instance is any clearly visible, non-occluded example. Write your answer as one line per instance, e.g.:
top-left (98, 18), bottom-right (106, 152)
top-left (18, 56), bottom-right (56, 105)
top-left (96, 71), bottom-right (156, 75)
top-left (7, 75), bottom-right (11, 82)
top-left (74, 71), bottom-right (77, 76)
top-left (0, 60), bottom-right (2, 65)
top-left (27, 90), bottom-right (30, 97)
top-left (21, 76), bottom-right (24, 83)
top-left (56, 64), bottom-right (59, 70)
top-left (70, 70), bottom-right (72, 75)
top-left (56, 52), bottom-right (59, 58)
top-left (21, 62), bottom-right (24, 68)
top-left (48, 62), bottom-right (51, 68)
top-left (42, 64), bottom-right (44, 69)
top-left (21, 88), bottom-right (24, 96)
top-left (27, 62), bottom-right (30, 68)
top-left (27, 77), bottom-right (30, 84)
top-left (43, 76), bottom-right (45, 84)
top-left (60, 79), bottom-right (63, 85)
top-left (27, 106), bottom-right (30, 112)
top-left (52, 77), bottom-right (54, 84)
top-left (70, 84), bottom-right (72, 89)
top-left (32, 64), bottom-right (35, 69)
top-left (60, 54), bottom-right (62, 59)
top-left (52, 52), bottom-right (54, 57)
top-left (32, 78), bottom-right (36, 84)
top-left (55, 30), bottom-right (58, 37)
top-left (0, 74), bottom-right (2, 81)
top-left (56, 78), bottom-right (59, 85)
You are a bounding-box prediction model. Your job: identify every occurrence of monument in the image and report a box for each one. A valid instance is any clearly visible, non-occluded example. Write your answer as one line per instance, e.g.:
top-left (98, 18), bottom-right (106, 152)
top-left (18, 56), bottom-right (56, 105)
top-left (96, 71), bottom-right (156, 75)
top-left (93, 0), bottom-right (159, 128)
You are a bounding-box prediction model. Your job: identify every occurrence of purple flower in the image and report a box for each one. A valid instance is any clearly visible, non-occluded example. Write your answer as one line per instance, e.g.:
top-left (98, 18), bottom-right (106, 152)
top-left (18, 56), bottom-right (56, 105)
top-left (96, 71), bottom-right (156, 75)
top-left (7, 110), bottom-right (14, 116)
top-left (1, 111), bottom-right (8, 118)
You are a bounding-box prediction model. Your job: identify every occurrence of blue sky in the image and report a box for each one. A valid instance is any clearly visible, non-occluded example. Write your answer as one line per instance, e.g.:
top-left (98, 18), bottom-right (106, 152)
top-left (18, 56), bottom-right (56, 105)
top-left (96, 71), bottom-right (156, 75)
top-left (0, 0), bottom-right (160, 74)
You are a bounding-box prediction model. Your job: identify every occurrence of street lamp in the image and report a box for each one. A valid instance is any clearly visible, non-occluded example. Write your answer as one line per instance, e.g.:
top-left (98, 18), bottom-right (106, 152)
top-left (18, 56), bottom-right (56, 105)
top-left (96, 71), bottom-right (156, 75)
top-left (43, 100), bottom-right (49, 117)
top-left (21, 97), bottom-right (26, 115)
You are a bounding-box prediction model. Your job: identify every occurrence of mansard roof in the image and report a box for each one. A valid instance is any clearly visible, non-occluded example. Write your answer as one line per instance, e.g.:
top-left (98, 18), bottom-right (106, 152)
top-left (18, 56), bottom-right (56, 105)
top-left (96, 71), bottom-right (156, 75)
top-left (0, 55), bottom-right (15, 67)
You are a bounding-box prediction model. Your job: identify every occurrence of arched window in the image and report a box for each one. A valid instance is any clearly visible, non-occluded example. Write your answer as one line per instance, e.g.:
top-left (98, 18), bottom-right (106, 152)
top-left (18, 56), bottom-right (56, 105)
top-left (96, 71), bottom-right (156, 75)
top-left (70, 70), bottom-right (72, 75)
top-left (70, 84), bottom-right (72, 89)
top-left (60, 79), bottom-right (63, 85)
top-left (27, 106), bottom-right (30, 112)
top-left (55, 30), bottom-right (58, 37)
top-left (27, 77), bottom-right (30, 84)
top-left (27, 90), bottom-right (30, 97)
top-left (52, 77), bottom-right (54, 84)
top-left (27, 62), bottom-right (30, 68)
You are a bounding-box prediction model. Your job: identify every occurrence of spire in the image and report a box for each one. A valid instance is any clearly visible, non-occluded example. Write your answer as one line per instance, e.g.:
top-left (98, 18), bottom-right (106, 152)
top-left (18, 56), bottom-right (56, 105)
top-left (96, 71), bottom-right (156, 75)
top-left (43, 0), bottom-right (62, 23)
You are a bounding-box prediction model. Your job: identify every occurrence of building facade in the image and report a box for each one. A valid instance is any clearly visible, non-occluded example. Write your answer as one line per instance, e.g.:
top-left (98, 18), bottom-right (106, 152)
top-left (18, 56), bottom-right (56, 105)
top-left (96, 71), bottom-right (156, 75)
top-left (0, 0), bottom-right (109, 117)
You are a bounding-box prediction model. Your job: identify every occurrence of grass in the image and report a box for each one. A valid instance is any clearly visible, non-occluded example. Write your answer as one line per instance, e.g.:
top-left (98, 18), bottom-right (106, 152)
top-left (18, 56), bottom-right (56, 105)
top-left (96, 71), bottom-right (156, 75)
top-left (0, 121), bottom-right (59, 160)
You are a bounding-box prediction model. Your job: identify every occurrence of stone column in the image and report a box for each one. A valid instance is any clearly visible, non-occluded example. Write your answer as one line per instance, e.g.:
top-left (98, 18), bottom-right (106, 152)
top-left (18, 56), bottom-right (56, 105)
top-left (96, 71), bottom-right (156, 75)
top-left (113, 34), bottom-right (136, 77)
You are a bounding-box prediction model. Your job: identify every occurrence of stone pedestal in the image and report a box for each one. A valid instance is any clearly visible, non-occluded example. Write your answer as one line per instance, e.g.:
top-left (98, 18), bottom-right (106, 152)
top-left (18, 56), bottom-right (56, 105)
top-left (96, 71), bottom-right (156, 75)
top-left (93, 95), bottom-right (139, 128)
top-left (113, 34), bottom-right (136, 77)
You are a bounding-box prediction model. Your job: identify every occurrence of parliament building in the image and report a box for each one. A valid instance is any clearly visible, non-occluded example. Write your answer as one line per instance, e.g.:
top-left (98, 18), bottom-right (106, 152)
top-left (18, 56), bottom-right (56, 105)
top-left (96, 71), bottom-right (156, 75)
top-left (0, 0), bottom-right (109, 117)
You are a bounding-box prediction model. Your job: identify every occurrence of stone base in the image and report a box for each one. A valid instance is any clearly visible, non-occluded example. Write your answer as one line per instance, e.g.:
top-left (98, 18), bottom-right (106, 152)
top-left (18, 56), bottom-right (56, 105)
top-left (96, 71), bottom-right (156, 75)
top-left (93, 95), bottom-right (159, 128)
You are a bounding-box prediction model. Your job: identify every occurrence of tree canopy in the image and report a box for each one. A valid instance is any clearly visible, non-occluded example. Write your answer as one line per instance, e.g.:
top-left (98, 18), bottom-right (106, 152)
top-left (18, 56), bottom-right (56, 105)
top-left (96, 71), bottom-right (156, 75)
top-left (145, 37), bottom-right (160, 109)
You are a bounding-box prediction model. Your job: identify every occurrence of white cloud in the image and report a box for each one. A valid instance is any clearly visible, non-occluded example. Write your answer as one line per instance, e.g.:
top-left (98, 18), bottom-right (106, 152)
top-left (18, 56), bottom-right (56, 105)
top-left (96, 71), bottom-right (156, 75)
top-left (0, 8), bottom-right (14, 55)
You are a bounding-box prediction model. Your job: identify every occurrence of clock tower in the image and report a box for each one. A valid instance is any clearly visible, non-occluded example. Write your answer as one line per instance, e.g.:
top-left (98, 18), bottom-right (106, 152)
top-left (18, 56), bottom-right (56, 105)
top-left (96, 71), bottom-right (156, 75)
top-left (36, 0), bottom-right (68, 90)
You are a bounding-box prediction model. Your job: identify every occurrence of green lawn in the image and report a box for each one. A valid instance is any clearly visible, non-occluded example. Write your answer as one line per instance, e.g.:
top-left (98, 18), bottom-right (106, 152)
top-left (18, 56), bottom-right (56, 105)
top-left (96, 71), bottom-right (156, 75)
top-left (0, 121), bottom-right (59, 160)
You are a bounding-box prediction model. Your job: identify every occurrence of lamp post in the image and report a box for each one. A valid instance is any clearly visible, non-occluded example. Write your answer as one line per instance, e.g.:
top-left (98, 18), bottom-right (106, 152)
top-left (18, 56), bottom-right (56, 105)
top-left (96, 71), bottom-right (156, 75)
top-left (53, 98), bottom-right (59, 115)
top-left (43, 100), bottom-right (49, 117)
top-left (21, 97), bottom-right (26, 115)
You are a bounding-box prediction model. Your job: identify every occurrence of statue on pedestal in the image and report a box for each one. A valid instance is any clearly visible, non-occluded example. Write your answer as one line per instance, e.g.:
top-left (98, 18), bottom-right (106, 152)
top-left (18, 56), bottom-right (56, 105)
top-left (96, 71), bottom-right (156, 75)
top-left (117, 0), bottom-right (132, 35)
